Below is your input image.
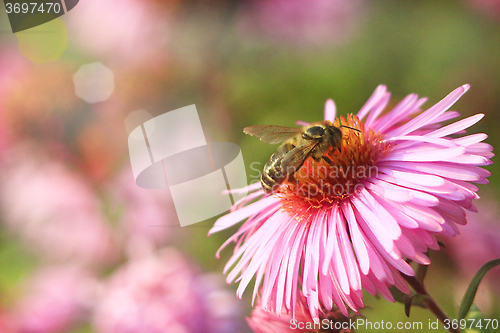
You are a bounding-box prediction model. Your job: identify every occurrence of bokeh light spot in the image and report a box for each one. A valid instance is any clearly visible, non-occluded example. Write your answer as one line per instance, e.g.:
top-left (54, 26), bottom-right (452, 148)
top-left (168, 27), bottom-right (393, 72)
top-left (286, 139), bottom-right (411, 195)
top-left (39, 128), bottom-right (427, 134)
top-left (73, 62), bottom-right (115, 103)
top-left (16, 17), bottom-right (68, 64)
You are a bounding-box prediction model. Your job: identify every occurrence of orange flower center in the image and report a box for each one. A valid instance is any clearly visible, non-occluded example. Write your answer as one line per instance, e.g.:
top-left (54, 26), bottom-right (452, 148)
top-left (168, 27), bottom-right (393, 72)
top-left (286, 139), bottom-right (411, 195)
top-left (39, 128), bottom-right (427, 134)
top-left (277, 114), bottom-right (391, 219)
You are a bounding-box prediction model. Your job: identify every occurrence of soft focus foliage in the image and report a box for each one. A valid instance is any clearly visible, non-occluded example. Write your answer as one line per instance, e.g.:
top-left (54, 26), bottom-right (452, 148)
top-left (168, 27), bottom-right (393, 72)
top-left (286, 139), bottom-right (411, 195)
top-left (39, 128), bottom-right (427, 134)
top-left (0, 0), bottom-right (499, 332)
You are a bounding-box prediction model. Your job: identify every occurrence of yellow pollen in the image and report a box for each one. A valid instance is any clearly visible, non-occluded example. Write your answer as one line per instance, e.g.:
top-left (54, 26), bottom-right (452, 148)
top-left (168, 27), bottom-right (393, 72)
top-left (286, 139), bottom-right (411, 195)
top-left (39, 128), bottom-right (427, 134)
top-left (277, 114), bottom-right (391, 220)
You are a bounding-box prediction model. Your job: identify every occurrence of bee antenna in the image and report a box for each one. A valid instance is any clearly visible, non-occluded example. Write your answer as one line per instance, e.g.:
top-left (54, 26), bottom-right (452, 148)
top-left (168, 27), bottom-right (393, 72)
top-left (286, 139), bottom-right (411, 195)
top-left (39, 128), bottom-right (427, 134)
top-left (340, 125), bottom-right (361, 132)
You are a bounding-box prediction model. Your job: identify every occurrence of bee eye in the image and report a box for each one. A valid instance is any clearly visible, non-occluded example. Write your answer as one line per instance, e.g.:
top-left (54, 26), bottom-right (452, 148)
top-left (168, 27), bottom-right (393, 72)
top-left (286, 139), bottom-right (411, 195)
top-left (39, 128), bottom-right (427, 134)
top-left (304, 126), bottom-right (325, 139)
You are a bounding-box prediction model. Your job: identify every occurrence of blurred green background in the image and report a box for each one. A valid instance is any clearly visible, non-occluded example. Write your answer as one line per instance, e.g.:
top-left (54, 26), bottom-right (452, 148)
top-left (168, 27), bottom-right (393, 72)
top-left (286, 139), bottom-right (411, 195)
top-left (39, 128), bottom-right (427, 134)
top-left (0, 0), bottom-right (499, 332)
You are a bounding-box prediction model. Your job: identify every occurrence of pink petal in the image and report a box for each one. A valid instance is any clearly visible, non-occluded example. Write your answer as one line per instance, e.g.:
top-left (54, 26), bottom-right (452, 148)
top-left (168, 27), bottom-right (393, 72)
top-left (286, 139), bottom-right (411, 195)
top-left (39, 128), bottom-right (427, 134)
top-left (399, 204), bottom-right (444, 232)
top-left (231, 189), bottom-right (266, 212)
top-left (285, 227), bottom-right (306, 312)
top-left (426, 114), bottom-right (484, 138)
top-left (337, 215), bottom-right (362, 291)
top-left (357, 85), bottom-right (387, 120)
top-left (376, 172), bottom-right (464, 201)
top-left (374, 94), bottom-right (419, 132)
top-left (370, 191), bottom-right (420, 229)
top-left (381, 97), bottom-right (429, 133)
top-left (303, 211), bottom-right (323, 296)
top-left (322, 206), bottom-right (341, 274)
top-left (390, 266), bottom-right (412, 294)
top-left (369, 178), bottom-right (439, 207)
top-left (236, 220), bottom-right (284, 297)
top-left (378, 161), bottom-right (485, 182)
top-left (210, 196), bottom-right (280, 234)
top-left (385, 135), bottom-right (459, 148)
top-left (453, 133), bottom-right (488, 146)
top-left (324, 99), bottom-right (336, 122)
top-left (329, 217), bottom-right (350, 294)
top-left (365, 92), bottom-right (391, 128)
top-left (447, 154), bottom-right (492, 166)
top-left (431, 111), bottom-right (460, 124)
top-left (387, 84), bottom-right (470, 137)
top-left (360, 273), bottom-right (377, 295)
top-left (341, 202), bottom-right (371, 275)
top-left (378, 167), bottom-right (445, 187)
top-left (296, 120), bottom-right (310, 126)
top-left (382, 146), bottom-right (466, 163)
top-left (351, 196), bottom-right (397, 257)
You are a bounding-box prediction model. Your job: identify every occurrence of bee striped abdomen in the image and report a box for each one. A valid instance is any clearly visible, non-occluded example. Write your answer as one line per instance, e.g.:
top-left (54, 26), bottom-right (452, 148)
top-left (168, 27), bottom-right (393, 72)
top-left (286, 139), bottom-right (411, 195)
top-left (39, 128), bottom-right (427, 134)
top-left (261, 142), bottom-right (294, 193)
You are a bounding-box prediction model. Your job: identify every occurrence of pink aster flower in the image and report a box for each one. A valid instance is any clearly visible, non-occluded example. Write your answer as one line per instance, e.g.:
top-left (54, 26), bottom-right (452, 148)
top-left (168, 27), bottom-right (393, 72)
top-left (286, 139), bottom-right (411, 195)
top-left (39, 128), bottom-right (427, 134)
top-left (210, 84), bottom-right (492, 320)
top-left (248, 295), bottom-right (353, 333)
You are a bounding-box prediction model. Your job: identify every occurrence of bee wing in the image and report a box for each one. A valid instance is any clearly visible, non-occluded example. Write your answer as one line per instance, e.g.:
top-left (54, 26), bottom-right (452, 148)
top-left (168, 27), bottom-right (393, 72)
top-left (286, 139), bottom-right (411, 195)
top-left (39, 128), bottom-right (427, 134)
top-left (243, 125), bottom-right (301, 144)
top-left (279, 141), bottom-right (317, 173)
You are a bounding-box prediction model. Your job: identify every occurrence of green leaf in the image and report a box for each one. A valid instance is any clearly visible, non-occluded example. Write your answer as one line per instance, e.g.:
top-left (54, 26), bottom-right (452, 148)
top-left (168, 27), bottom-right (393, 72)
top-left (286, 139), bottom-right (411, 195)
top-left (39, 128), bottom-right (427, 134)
top-left (458, 258), bottom-right (500, 320)
top-left (410, 294), bottom-right (428, 309)
top-left (389, 286), bottom-right (428, 316)
top-left (404, 294), bottom-right (414, 317)
top-left (389, 286), bottom-right (407, 305)
top-left (463, 304), bottom-right (492, 333)
top-left (403, 294), bottom-right (429, 317)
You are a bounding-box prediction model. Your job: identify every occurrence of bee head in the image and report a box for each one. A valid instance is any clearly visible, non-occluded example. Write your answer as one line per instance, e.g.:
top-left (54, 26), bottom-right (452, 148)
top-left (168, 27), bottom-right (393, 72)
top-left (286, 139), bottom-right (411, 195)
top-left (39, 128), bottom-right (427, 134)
top-left (327, 126), bottom-right (343, 151)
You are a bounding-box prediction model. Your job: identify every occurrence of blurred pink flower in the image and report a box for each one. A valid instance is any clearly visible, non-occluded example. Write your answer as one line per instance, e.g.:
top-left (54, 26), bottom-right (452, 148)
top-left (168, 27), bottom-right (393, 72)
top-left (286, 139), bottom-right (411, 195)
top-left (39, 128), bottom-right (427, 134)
top-left (66, 0), bottom-right (172, 64)
top-left (465, 0), bottom-right (500, 20)
top-left (237, 0), bottom-right (365, 46)
top-left (445, 199), bottom-right (500, 294)
top-left (210, 85), bottom-right (492, 320)
top-left (0, 49), bottom-right (81, 159)
top-left (0, 49), bottom-right (31, 156)
top-left (0, 49), bottom-right (30, 100)
top-left (108, 167), bottom-right (176, 252)
top-left (0, 145), bottom-right (119, 267)
top-left (92, 248), bottom-right (243, 333)
top-left (248, 296), bottom-right (353, 333)
top-left (9, 266), bottom-right (97, 333)
top-left (0, 309), bottom-right (15, 333)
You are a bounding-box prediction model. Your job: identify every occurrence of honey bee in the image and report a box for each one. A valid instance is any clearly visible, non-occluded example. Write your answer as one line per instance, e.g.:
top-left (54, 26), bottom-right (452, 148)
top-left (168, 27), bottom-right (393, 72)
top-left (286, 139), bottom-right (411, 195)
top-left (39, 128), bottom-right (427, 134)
top-left (244, 121), bottom-right (359, 194)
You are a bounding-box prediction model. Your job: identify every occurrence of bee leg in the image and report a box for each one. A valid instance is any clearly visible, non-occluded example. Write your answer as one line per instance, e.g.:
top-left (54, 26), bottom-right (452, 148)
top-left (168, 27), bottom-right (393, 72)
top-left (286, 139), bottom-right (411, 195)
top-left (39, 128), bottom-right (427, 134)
top-left (322, 155), bottom-right (333, 165)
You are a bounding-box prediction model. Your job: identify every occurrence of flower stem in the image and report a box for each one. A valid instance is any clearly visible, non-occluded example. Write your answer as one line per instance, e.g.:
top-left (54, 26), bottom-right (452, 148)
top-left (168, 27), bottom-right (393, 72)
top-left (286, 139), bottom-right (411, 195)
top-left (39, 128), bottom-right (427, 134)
top-left (402, 274), bottom-right (461, 333)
